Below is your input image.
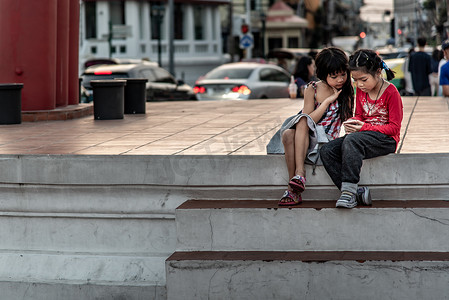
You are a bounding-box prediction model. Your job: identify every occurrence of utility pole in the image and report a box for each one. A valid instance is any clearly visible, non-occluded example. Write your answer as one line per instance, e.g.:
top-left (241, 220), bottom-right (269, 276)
top-left (168, 0), bottom-right (175, 76)
top-left (245, 0), bottom-right (252, 59)
top-left (228, 2), bottom-right (235, 62)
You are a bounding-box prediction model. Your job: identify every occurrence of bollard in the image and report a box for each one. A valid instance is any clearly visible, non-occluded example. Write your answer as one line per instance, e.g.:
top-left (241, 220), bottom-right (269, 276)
top-left (91, 80), bottom-right (126, 120)
top-left (0, 83), bottom-right (23, 124)
top-left (123, 78), bottom-right (148, 114)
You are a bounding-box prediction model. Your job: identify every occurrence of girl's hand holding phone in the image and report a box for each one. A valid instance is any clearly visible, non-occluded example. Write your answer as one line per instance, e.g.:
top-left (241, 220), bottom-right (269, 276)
top-left (343, 119), bottom-right (363, 133)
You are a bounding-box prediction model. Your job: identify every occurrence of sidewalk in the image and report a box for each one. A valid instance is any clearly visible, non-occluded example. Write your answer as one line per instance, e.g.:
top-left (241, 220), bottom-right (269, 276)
top-left (0, 96), bottom-right (447, 155)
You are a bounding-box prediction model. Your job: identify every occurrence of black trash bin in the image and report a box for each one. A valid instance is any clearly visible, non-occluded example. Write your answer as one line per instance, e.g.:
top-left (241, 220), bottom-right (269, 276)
top-left (91, 80), bottom-right (126, 120)
top-left (0, 83), bottom-right (23, 125)
top-left (123, 78), bottom-right (148, 114)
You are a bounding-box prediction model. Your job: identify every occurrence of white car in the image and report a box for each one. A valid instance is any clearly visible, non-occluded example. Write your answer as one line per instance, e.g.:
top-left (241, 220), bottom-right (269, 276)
top-left (193, 62), bottom-right (291, 100)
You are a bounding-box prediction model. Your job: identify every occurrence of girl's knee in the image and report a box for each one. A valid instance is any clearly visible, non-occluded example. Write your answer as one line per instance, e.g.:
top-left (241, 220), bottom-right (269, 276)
top-left (342, 133), bottom-right (359, 145)
top-left (296, 118), bottom-right (308, 130)
top-left (281, 129), bottom-right (295, 146)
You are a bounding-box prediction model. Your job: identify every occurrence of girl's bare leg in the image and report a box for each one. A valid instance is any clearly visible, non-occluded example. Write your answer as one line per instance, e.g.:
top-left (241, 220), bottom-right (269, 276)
top-left (281, 129), bottom-right (298, 203)
top-left (293, 118), bottom-right (309, 177)
top-left (282, 129), bottom-right (296, 181)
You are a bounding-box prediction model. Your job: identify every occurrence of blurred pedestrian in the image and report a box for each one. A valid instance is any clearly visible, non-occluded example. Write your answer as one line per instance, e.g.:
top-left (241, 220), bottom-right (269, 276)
top-left (438, 45), bottom-right (448, 96)
top-left (292, 56), bottom-right (316, 98)
top-left (277, 58), bottom-right (288, 71)
top-left (402, 48), bottom-right (415, 96)
top-left (439, 40), bottom-right (449, 97)
top-left (429, 49), bottom-right (442, 96)
top-left (408, 37), bottom-right (432, 96)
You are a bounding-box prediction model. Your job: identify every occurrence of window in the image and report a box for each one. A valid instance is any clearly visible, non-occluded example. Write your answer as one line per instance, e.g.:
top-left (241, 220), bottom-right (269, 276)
top-left (260, 68), bottom-right (290, 82)
top-left (205, 68), bottom-right (253, 79)
top-left (153, 67), bottom-right (176, 83)
top-left (268, 37), bottom-right (282, 50)
top-left (288, 37), bottom-right (299, 48)
top-left (211, 10), bottom-right (216, 40)
top-left (139, 2), bottom-right (145, 39)
top-left (193, 7), bottom-right (205, 40)
top-left (110, 2), bottom-right (125, 25)
top-left (139, 69), bottom-right (156, 82)
top-left (85, 2), bottom-right (97, 39)
top-left (150, 3), bottom-right (165, 40)
top-left (174, 4), bottom-right (185, 40)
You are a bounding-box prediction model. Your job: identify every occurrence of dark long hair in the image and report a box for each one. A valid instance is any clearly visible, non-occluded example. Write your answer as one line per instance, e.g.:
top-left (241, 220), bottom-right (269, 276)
top-left (293, 56), bottom-right (313, 83)
top-left (349, 49), bottom-right (395, 81)
top-left (315, 47), bottom-right (354, 121)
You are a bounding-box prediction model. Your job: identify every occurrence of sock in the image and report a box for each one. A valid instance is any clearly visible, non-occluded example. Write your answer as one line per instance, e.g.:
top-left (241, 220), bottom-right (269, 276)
top-left (341, 182), bottom-right (357, 195)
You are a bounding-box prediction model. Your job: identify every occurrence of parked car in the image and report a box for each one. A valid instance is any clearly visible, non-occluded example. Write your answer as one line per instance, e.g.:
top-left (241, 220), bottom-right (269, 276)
top-left (81, 63), bottom-right (197, 102)
top-left (193, 62), bottom-right (291, 100)
top-left (83, 57), bottom-right (158, 70)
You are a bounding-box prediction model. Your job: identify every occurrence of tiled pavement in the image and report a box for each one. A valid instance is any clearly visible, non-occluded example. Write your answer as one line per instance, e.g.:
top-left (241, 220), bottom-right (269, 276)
top-left (0, 96), bottom-right (447, 155)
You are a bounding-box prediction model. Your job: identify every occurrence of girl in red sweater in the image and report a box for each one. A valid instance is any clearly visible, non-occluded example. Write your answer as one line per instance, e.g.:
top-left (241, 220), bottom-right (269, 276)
top-left (320, 49), bottom-right (403, 208)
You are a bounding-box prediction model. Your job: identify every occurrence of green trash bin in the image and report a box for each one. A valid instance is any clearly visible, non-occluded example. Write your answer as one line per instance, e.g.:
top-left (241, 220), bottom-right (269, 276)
top-left (0, 83), bottom-right (23, 124)
top-left (91, 80), bottom-right (126, 120)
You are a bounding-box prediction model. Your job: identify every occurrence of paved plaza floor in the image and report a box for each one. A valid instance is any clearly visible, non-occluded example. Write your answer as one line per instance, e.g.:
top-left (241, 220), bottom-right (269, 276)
top-left (0, 96), bottom-right (447, 155)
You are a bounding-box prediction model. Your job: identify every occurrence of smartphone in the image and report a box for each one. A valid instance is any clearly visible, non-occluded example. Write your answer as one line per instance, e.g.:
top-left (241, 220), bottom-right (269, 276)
top-left (343, 119), bottom-right (358, 125)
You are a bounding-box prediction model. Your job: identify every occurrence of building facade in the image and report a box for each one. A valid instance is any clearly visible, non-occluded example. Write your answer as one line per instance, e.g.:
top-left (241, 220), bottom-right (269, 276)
top-left (80, 0), bottom-right (230, 85)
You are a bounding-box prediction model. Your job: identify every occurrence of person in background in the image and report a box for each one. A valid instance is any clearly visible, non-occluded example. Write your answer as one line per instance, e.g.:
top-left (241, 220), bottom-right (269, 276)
top-left (439, 40), bottom-right (449, 97)
top-left (430, 49), bottom-right (442, 96)
top-left (438, 44), bottom-right (448, 96)
top-left (402, 48), bottom-right (415, 96)
top-left (277, 58), bottom-right (288, 71)
top-left (409, 37), bottom-right (432, 96)
top-left (292, 56), bottom-right (316, 98)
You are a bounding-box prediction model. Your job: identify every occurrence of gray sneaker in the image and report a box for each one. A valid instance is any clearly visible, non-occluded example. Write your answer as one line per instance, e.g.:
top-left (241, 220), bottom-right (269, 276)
top-left (336, 191), bottom-right (357, 208)
top-left (356, 187), bottom-right (372, 206)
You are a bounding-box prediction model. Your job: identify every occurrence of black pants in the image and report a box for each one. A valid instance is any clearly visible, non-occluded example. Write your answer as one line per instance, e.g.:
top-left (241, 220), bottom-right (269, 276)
top-left (320, 131), bottom-right (397, 191)
top-left (415, 86), bottom-right (431, 96)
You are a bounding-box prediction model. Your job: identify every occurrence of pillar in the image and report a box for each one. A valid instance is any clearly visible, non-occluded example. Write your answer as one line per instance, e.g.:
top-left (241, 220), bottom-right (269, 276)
top-left (0, 0), bottom-right (58, 111)
top-left (68, 0), bottom-right (81, 105)
top-left (56, 0), bottom-right (70, 107)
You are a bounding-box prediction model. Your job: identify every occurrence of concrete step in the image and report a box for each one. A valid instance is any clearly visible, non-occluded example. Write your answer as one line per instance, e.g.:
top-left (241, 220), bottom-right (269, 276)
top-left (0, 211), bottom-right (176, 254)
top-left (166, 251), bottom-right (449, 300)
top-left (0, 210), bottom-right (174, 299)
top-left (0, 251), bottom-right (167, 299)
top-left (176, 200), bottom-right (449, 252)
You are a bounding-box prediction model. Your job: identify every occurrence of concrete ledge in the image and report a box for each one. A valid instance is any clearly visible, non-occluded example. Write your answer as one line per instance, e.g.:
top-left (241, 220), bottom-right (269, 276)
top-left (0, 281), bottom-right (165, 300)
top-left (0, 153), bottom-right (448, 200)
top-left (0, 153), bottom-right (447, 186)
top-left (0, 251), bottom-right (166, 299)
top-left (0, 212), bottom-right (176, 253)
top-left (167, 250), bottom-right (449, 261)
top-left (176, 200), bottom-right (449, 252)
top-left (166, 251), bottom-right (449, 300)
top-left (21, 104), bottom-right (93, 122)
